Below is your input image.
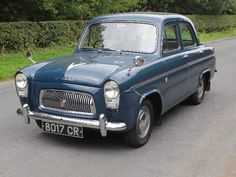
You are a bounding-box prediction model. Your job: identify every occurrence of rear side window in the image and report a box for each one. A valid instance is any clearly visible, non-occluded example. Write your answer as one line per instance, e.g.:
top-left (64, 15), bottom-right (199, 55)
top-left (163, 24), bottom-right (180, 53)
top-left (179, 23), bottom-right (196, 48)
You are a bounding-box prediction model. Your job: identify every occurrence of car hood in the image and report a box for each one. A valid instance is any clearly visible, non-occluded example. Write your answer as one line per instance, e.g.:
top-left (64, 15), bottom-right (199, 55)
top-left (34, 53), bottom-right (134, 87)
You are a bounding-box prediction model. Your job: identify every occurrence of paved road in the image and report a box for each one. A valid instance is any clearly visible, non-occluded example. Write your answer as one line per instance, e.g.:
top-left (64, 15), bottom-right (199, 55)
top-left (1, 38), bottom-right (236, 177)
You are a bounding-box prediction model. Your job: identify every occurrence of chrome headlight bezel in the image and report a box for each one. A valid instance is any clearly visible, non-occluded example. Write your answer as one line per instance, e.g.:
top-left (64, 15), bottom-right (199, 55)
top-left (104, 81), bottom-right (120, 109)
top-left (15, 73), bottom-right (28, 97)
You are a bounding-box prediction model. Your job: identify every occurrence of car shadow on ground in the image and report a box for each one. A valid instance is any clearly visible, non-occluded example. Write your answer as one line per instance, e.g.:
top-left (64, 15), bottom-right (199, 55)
top-left (35, 101), bottom-right (194, 150)
top-left (158, 100), bottom-right (193, 125)
top-left (36, 128), bottom-right (129, 150)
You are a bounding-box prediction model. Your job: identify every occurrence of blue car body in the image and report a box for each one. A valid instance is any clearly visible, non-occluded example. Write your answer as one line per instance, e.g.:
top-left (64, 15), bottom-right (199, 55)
top-left (16, 13), bottom-right (216, 141)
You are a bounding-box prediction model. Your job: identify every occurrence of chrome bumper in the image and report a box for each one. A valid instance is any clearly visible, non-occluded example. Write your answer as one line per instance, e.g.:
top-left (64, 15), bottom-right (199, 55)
top-left (17, 104), bottom-right (127, 137)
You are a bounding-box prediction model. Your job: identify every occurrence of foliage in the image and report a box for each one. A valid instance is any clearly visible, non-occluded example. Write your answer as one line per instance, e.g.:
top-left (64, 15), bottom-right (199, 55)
top-left (189, 15), bottom-right (236, 32)
top-left (1, 15), bottom-right (236, 51)
top-left (0, 46), bottom-right (75, 80)
top-left (1, 28), bottom-right (236, 81)
top-left (198, 28), bottom-right (236, 42)
top-left (1, 0), bottom-right (236, 22)
top-left (144, 0), bottom-right (236, 15)
top-left (0, 0), bottom-right (143, 21)
top-left (0, 21), bottom-right (85, 51)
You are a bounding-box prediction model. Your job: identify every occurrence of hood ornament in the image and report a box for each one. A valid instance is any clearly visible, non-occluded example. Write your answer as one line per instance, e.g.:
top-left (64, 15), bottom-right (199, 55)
top-left (66, 62), bottom-right (86, 71)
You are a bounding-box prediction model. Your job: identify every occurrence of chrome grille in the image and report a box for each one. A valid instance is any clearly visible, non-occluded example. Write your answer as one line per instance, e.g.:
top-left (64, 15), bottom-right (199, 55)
top-left (39, 89), bottom-right (96, 116)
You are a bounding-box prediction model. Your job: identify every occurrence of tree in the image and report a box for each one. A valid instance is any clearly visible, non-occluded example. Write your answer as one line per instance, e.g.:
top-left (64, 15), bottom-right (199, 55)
top-left (0, 0), bottom-right (144, 21)
top-left (142, 0), bottom-right (236, 15)
top-left (0, 0), bottom-right (235, 22)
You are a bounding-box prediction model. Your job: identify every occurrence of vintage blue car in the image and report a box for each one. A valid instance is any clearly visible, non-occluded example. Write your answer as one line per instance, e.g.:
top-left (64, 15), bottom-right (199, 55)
top-left (16, 13), bottom-right (216, 147)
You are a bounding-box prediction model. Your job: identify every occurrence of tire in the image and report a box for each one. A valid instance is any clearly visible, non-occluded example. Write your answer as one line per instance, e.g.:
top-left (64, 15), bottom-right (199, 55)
top-left (35, 120), bottom-right (42, 129)
top-left (189, 76), bottom-right (206, 105)
top-left (124, 99), bottom-right (154, 147)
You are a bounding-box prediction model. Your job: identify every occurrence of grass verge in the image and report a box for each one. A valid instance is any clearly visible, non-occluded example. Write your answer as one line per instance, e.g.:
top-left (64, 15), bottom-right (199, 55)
top-left (0, 46), bottom-right (75, 80)
top-left (199, 28), bottom-right (236, 42)
top-left (1, 28), bottom-right (236, 81)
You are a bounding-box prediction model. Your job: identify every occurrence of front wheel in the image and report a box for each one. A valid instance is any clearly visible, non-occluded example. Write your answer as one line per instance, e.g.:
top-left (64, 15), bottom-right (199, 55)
top-left (189, 76), bottom-right (206, 105)
top-left (124, 99), bottom-right (154, 147)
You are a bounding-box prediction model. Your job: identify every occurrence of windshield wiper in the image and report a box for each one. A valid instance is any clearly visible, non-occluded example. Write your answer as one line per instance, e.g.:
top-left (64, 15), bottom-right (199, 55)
top-left (81, 47), bottom-right (122, 53)
top-left (99, 48), bottom-right (122, 53)
top-left (80, 47), bottom-right (97, 51)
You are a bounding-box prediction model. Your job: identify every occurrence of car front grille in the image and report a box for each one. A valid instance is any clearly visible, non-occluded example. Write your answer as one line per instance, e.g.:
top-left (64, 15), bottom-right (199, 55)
top-left (39, 89), bottom-right (96, 116)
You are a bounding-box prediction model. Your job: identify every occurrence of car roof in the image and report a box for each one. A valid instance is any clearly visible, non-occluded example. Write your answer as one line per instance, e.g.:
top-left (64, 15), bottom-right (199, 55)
top-left (89, 12), bottom-right (190, 24)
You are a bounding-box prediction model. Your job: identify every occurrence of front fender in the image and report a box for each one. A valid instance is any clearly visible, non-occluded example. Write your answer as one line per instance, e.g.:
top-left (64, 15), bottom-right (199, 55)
top-left (138, 89), bottom-right (163, 106)
top-left (111, 88), bottom-right (164, 131)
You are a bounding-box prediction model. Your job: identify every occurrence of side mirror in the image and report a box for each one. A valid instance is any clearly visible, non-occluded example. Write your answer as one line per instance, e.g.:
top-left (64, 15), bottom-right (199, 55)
top-left (133, 56), bottom-right (144, 67)
top-left (26, 52), bottom-right (35, 64)
top-left (127, 56), bottom-right (145, 76)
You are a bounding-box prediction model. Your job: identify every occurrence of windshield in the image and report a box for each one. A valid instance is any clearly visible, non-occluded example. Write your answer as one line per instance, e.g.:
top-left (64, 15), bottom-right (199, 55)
top-left (79, 23), bottom-right (158, 53)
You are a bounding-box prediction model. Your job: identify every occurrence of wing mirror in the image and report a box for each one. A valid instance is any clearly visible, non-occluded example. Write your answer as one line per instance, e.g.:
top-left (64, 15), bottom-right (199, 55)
top-left (127, 56), bottom-right (144, 76)
top-left (26, 52), bottom-right (35, 64)
top-left (133, 56), bottom-right (144, 67)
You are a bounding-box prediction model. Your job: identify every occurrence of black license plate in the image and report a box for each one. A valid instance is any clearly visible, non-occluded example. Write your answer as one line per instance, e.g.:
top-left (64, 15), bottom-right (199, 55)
top-left (42, 121), bottom-right (83, 138)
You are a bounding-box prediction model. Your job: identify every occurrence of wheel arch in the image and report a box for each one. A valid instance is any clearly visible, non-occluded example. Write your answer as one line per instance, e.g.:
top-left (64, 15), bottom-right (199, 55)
top-left (200, 69), bottom-right (211, 91)
top-left (139, 90), bottom-right (163, 125)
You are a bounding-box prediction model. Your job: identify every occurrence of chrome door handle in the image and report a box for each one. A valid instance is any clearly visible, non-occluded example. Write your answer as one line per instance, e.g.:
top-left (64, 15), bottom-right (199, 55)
top-left (199, 50), bottom-right (204, 53)
top-left (183, 54), bottom-right (189, 58)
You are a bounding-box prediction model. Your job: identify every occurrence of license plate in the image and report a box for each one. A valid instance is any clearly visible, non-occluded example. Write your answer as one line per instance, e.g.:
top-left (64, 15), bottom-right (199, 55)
top-left (42, 121), bottom-right (83, 138)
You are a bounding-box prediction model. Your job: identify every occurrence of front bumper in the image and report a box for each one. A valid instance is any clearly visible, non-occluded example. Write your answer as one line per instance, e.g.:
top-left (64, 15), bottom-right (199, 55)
top-left (17, 104), bottom-right (127, 137)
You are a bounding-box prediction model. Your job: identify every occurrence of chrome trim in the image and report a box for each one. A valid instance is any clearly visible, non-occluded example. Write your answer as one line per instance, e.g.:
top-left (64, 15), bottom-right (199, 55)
top-left (200, 68), bottom-right (210, 80)
top-left (78, 21), bottom-right (159, 54)
top-left (137, 105), bottom-right (151, 138)
top-left (39, 89), bottom-right (96, 116)
top-left (104, 81), bottom-right (120, 109)
top-left (15, 84), bottom-right (28, 98)
top-left (99, 114), bottom-right (108, 137)
top-left (15, 73), bottom-right (28, 97)
top-left (17, 104), bottom-right (30, 124)
top-left (130, 54), bottom-right (215, 90)
top-left (16, 104), bottom-right (127, 137)
top-left (139, 89), bottom-right (160, 105)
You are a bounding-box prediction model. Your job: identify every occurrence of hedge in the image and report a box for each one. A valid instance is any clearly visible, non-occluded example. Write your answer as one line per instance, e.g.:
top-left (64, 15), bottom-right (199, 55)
top-left (0, 20), bottom-right (86, 52)
top-left (188, 15), bottom-right (236, 33)
top-left (0, 15), bottom-right (236, 52)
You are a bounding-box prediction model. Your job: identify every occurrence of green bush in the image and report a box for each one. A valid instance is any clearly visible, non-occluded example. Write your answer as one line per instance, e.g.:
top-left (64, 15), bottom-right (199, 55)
top-left (188, 15), bottom-right (236, 32)
top-left (1, 15), bottom-right (236, 52)
top-left (0, 21), bottom-right (85, 51)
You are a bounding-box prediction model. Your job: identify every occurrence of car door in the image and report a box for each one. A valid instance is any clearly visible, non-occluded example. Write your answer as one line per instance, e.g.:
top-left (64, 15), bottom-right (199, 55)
top-left (162, 22), bottom-right (189, 108)
top-left (178, 22), bottom-right (201, 94)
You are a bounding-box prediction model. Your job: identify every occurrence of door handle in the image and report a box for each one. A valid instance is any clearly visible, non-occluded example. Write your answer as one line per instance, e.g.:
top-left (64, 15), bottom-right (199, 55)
top-left (183, 54), bottom-right (189, 58)
top-left (199, 50), bottom-right (204, 53)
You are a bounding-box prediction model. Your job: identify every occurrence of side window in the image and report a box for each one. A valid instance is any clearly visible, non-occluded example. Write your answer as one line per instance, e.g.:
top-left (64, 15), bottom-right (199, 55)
top-left (163, 24), bottom-right (180, 53)
top-left (179, 23), bottom-right (196, 48)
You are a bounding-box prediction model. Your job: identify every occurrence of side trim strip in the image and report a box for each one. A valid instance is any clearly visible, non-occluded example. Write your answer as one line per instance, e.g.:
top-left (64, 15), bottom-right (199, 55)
top-left (130, 54), bottom-right (215, 90)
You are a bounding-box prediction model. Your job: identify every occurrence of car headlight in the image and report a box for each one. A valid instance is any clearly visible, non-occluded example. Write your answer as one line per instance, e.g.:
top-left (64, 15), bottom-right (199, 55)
top-left (104, 81), bottom-right (120, 109)
top-left (15, 73), bottom-right (28, 97)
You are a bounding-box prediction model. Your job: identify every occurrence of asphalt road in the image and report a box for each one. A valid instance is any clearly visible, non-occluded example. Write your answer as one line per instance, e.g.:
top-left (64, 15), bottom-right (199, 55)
top-left (1, 38), bottom-right (236, 177)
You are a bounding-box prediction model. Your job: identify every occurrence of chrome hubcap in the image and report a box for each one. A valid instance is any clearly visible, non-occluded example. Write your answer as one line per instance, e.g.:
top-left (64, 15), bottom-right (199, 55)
top-left (137, 106), bottom-right (151, 139)
top-left (197, 78), bottom-right (204, 99)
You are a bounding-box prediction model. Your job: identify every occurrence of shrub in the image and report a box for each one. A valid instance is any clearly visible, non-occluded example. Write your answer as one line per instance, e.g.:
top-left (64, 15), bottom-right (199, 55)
top-left (0, 21), bottom-right (85, 51)
top-left (0, 15), bottom-right (236, 52)
top-left (188, 15), bottom-right (236, 32)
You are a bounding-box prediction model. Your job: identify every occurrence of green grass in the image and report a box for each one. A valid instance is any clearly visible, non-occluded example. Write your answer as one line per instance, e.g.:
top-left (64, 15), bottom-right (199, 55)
top-left (1, 28), bottom-right (236, 81)
top-left (0, 46), bottom-right (75, 80)
top-left (199, 28), bottom-right (236, 42)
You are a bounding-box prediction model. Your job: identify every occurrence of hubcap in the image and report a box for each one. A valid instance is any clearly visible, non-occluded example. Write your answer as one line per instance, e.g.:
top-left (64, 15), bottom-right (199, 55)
top-left (137, 106), bottom-right (151, 139)
top-left (197, 78), bottom-right (204, 99)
